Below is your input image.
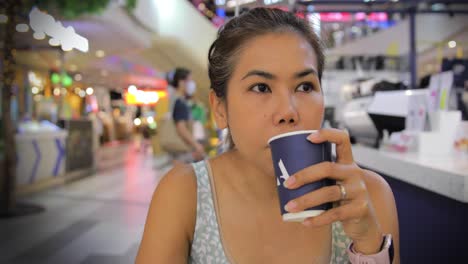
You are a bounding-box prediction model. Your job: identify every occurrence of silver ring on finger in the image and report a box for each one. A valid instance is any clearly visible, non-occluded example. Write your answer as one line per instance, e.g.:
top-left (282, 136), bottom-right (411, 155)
top-left (337, 182), bottom-right (347, 200)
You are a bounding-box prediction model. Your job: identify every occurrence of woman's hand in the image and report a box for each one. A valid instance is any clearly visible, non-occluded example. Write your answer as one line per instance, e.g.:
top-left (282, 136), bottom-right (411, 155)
top-left (282, 128), bottom-right (383, 254)
top-left (192, 142), bottom-right (206, 161)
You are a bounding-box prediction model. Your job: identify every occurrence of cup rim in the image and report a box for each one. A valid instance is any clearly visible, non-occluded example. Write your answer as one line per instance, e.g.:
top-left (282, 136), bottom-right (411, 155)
top-left (268, 130), bottom-right (318, 144)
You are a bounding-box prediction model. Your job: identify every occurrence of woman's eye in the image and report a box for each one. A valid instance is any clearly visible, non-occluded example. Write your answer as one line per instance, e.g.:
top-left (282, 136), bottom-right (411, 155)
top-left (250, 84), bottom-right (271, 93)
top-left (296, 83), bottom-right (315, 93)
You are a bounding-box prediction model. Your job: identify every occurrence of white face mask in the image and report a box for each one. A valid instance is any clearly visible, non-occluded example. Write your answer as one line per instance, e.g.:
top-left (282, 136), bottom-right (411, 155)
top-left (185, 80), bottom-right (197, 96)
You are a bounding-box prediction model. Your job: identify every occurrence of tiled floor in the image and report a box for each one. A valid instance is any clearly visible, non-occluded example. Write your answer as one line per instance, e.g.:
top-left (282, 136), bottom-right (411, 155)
top-left (0, 148), bottom-right (172, 264)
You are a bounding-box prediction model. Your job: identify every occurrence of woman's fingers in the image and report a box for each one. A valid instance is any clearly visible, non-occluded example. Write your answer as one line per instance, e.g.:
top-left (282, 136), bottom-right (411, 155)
top-left (285, 178), bottom-right (367, 213)
top-left (284, 162), bottom-right (361, 189)
top-left (302, 199), bottom-right (370, 227)
top-left (307, 128), bottom-right (354, 164)
top-left (284, 185), bottom-right (341, 212)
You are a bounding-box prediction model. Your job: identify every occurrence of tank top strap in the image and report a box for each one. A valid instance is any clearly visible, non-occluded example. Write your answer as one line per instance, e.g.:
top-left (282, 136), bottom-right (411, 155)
top-left (189, 160), bottom-right (230, 264)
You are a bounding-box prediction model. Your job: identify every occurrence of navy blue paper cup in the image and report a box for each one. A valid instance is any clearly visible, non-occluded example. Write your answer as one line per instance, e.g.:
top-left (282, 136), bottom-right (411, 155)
top-left (268, 130), bottom-right (335, 222)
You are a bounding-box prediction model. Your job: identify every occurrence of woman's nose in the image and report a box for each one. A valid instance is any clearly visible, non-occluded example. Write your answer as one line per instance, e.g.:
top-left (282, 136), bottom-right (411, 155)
top-left (273, 95), bottom-right (299, 126)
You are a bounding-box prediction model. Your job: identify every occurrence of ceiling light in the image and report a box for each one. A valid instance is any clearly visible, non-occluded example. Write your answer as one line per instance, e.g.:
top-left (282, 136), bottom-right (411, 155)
top-left (128, 85), bottom-right (137, 94)
top-left (448, 41), bottom-right (456, 48)
top-left (49, 38), bottom-right (60, 46)
top-left (134, 118), bottom-right (142, 126)
top-left (16, 23), bottom-right (29, 32)
top-left (0, 14), bottom-right (8, 24)
top-left (62, 45), bottom-right (73, 52)
top-left (33, 32), bottom-right (46, 40)
top-left (74, 74), bottom-right (82, 81)
top-left (96, 50), bottom-right (105, 58)
top-left (29, 7), bottom-right (88, 53)
top-left (86, 87), bottom-right (94, 95)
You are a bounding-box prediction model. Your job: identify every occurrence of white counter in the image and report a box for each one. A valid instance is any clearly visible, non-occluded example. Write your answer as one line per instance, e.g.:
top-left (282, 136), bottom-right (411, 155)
top-left (16, 131), bottom-right (68, 186)
top-left (352, 145), bottom-right (468, 203)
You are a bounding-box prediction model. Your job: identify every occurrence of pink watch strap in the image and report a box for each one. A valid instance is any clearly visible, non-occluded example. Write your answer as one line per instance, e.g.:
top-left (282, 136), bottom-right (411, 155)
top-left (346, 234), bottom-right (392, 264)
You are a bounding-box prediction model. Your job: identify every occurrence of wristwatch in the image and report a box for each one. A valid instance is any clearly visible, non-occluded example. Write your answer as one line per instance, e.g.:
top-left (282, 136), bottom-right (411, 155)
top-left (347, 234), bottom-right (394, 264)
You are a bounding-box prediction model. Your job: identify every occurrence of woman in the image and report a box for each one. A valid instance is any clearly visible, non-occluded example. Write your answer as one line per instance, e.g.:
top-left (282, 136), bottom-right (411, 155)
top-left (137, 8), bottom-right (399, 263)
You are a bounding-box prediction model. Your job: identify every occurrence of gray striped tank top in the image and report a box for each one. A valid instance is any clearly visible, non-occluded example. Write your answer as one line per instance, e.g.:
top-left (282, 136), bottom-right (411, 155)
top-left (189, 160), bottom-right (352, 264)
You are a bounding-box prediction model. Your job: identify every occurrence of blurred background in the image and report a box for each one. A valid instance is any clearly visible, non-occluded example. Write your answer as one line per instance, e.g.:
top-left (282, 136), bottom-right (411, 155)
top-left (0, 0), bottom-right (467, 263)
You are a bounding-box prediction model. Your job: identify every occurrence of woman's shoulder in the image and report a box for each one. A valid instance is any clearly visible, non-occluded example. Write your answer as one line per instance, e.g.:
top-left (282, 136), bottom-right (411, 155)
top-left (154, 163), bottom-right (198, 234)
top-left (161, 155), bottom-right (232, 193)
top-left (361, 169), bottom-right (393, 197)
top-left (361, 169), bottom-right (398, 223)
top-left (158, 163), bottom-right (198, 195)
top-left (136, 163), bottom-right (198, 262)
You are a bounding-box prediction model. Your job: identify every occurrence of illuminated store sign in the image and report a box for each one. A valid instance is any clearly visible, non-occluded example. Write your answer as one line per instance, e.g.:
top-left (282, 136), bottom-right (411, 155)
top-left (125, 75), bottom-right (168, 89)
top-left (319, 12), bottom-right (388, 22)
top-left (124, 86), bottom-right (167, 106)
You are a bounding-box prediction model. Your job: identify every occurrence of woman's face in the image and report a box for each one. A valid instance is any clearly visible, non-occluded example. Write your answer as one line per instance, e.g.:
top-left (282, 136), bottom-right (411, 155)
top-left (216, 32), bottom-right (324, 173)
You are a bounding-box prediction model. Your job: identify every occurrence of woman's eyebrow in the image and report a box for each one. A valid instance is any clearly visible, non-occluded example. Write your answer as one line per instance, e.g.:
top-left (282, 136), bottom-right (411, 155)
top-left (241, 70), bottom-right (275, 80)
top-left (295, 68), bottom-right (318, 78)
top-left (241, 68), bottom-right (318, 80)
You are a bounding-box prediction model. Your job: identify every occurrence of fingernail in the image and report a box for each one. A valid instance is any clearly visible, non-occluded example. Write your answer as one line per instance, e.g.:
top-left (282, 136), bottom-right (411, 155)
top-left (283, 176), bottom-right (295, 188)
top-left (285, 201), bottom-right (297, 212)
top-left (307, 133), bottom-right (319, 141)
top-left (302, 220), bottom-right (311, 227)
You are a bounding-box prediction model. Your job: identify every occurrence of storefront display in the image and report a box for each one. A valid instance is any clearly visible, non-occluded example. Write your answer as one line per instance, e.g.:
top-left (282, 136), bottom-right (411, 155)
top-left (15, 120), bottom-right (67, 186)
top-left (58, 119), bottom-right (94, 172)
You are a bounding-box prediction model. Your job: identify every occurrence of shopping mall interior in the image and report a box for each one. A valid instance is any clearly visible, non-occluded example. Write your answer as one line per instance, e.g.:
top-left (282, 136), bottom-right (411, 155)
top-left (1, 0), bottom-right (467, 263)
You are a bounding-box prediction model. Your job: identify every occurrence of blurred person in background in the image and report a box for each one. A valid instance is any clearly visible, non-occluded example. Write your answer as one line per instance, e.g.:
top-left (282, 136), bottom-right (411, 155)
top-left (141, 122), bottom-right (152, 154)
top-left (169, 67), bottom-right (205, 163)
top-left (187, 95), bottom-right (208, 149)
top-left (166, 69), bottom-right (177, 106)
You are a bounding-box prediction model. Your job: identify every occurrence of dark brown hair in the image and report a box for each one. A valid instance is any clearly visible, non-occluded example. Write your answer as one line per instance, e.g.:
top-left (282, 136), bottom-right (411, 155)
top-left (172, 67), bottom-right (191, 89)
top-left (208, 7), bottom-right (325, 99)
top-left (207, 7), bottom-right (325, 149)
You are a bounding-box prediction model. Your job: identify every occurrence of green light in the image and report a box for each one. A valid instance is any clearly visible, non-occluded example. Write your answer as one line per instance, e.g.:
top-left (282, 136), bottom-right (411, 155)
top-left (51, 73), bottom-right (60, 84)
top-left (61, 74), bottom-right (73, 87)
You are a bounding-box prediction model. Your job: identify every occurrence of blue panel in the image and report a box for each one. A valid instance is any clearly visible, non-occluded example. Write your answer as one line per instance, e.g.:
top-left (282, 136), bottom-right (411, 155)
top-left (53, 138), bottom-right (66, 176)
top-left (29, 140), bottom-right (41, 183)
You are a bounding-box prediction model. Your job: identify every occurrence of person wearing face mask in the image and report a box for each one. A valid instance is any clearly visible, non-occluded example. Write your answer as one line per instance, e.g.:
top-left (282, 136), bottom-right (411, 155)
top-left (170, 67), bottom-right (206, 163)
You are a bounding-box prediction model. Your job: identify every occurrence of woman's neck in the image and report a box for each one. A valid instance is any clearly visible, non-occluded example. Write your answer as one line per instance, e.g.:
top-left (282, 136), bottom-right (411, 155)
top-left (219, 150), bottom-right (278, 203)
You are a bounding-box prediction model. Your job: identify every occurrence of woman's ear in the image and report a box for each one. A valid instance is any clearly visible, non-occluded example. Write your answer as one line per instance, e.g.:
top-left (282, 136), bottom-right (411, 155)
top-left (209, 90), bottom-right (228, 129)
